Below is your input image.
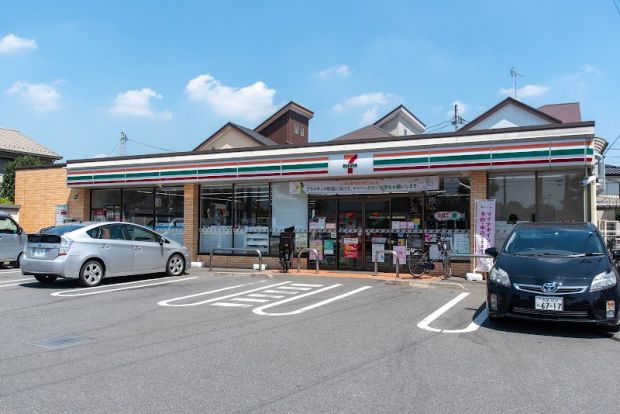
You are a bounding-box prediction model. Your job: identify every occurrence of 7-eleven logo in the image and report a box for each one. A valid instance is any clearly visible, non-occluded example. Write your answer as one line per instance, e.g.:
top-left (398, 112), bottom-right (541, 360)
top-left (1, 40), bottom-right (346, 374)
top-left (343, 154), bottom-right (358, 174)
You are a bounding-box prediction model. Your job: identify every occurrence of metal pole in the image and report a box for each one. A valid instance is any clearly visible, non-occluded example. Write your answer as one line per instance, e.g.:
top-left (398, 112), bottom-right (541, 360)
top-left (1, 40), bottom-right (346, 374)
top-left (209, 249), bottom-right (214, 271)
top-left (297, 248), bottom-right (319, 274)
top-left (373, 250), bottom-right (399, 278)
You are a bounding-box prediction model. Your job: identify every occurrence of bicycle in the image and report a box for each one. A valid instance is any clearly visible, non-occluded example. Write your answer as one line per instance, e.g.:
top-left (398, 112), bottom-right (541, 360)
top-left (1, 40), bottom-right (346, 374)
top-left (407, 234), bottom-right (450, 278)
top-left (278, 226), bottom-right (295, 273)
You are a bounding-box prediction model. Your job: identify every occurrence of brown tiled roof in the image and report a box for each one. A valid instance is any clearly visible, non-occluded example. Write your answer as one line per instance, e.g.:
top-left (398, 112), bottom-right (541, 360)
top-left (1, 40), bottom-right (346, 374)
top-left (332, 125), bottom-right (393, 142)
top-left (538, 103), bottom-right (581, 123)
top-left (606, 165), bottom-right (620, 176)
top-left (0, 128), bottom-right (61, 159)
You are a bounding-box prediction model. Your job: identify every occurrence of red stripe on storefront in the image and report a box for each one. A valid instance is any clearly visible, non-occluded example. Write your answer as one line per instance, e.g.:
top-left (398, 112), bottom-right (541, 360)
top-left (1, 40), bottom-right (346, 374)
top-left (281, 170), bottom-right (328, 176)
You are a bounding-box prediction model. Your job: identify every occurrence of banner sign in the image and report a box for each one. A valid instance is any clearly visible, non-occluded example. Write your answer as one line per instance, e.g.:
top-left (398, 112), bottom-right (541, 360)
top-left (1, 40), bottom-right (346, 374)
top-left (475, 199), bottom-right (496, 272)
top-left (289, 176), bottom-right (439, 195)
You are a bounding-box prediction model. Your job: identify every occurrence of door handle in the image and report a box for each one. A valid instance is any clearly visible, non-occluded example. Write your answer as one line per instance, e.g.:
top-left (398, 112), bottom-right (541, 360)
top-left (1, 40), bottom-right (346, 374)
top-left (133, 246), bottom-right (142, 251)
top-left (100, 244), bottom-right (110, 249)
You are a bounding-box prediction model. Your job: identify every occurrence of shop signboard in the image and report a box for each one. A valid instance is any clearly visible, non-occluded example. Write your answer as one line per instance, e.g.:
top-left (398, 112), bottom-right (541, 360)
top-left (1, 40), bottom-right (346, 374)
top-left (289, 176), bottom-right (439, 196)
top-left (475, 199), bottom-right (496, 272)
top-left (328, 153), bottom-right (373, 177)
top-left (433, 211), bottom-right (463, 221)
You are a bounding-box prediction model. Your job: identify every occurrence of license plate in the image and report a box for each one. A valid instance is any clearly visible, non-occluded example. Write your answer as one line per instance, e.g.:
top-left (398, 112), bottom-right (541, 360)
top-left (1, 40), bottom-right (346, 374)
top-left (535, 296), bottom-right (563, 311)
top-left (33, 249), bottom-right (46, 258)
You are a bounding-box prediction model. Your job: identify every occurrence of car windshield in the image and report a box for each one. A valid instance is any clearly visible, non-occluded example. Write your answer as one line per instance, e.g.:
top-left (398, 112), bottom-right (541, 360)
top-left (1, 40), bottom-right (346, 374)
top-left (504, 228), bottom-right (606, 256)
top-left (41, 224), bottom-right (85, 235)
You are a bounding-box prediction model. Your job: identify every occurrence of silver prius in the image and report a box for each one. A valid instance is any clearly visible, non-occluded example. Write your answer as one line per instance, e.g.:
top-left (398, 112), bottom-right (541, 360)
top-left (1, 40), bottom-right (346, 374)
top-left (21, 222), bottom-right (191, 287)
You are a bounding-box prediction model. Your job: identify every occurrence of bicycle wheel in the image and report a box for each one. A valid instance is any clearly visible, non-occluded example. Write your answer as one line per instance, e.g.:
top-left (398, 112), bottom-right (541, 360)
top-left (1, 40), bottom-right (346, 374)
top-left (408, 250), bottom-right (426, 278)
top-left (279, 253), bottom-right (290, 273)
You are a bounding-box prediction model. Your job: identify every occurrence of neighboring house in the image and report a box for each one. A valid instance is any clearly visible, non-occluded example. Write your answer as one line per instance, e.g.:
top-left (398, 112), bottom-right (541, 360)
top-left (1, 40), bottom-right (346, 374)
top-left (0, 127), bottom-right (61, 181)
top-left (194, 101), bottom-right (314, 151)
top-left (598, 164), bottom-right (620, 221)
top-left (333, 105), bottom-right (426, 141)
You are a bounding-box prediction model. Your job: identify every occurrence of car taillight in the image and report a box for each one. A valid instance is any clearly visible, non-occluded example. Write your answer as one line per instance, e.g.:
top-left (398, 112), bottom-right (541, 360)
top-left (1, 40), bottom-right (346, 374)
top-left (58, 236), bottom-right (72, 256)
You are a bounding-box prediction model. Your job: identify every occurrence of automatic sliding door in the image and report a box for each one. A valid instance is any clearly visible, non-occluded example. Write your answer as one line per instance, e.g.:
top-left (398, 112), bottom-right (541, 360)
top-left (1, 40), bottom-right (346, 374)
top-left (338, 199), bottom-right (363, 271)
top-left (365, 200), bottom-right (391, 271)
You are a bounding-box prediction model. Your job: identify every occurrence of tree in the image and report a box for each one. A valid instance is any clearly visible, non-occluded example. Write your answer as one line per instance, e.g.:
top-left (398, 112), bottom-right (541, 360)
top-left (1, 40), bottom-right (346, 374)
top-left (1, 155), bottom-right (46, 203)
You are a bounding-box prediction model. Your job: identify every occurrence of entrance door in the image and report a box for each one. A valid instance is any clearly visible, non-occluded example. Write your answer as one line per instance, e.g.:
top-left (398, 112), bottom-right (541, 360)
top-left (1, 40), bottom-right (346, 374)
top-left (338, 199), bottom-right (363, 271)
top-left (364, 200), bottom-right (391, 271)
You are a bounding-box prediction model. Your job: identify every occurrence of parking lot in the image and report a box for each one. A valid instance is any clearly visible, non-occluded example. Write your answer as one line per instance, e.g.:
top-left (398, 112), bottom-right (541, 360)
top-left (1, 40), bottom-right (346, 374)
top-left (1, 267), bottom-right (618, 413)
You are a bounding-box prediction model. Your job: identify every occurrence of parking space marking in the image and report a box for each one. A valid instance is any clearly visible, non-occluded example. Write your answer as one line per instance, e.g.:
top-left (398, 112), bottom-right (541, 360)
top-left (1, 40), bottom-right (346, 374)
top-left (0, 269), bottom-right (22, 274)
top-left (212, 302), bottom-right (251, 308)
top-left (0, 278), bottom-right (32, 285)
top-left (278, 286), bottom-right (312, 291)
top-left (51, 276), bottom-right (197, 297)
top-left (248, 293), bottom-right (284, 299)
top-left (290, 283), bottom-right (323, 287)
top-left (157, 282), bottom-right (289, 307)
top-left (231, 297), bottom-right (269, 303)
top-left (264, 289), bottom-right (298, 295)
top-left (417, 292), bottom-right (487, 334)
top-left (253, 285), bottom-right (372, 316)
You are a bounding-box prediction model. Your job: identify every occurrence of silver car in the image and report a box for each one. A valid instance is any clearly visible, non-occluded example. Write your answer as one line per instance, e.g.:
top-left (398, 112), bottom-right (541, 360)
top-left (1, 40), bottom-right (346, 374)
top-left (21, 222), bottom-right (191, 287)
top-left (0, 213), bottom-right (26, 266)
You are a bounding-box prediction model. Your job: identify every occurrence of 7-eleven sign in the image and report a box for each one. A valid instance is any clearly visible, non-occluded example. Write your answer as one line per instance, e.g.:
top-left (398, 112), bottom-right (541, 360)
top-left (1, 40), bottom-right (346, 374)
top-left (328, 152), bottom-right (373, 176)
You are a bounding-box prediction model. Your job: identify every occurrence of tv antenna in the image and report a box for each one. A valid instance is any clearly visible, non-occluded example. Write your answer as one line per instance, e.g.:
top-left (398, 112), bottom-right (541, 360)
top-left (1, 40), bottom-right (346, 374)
top-left (510, 67), bottom-right (524, 98)
top-left (450, 103), bottom-right (465, 131)
top-left (120, 131), bottom-right (128, 156)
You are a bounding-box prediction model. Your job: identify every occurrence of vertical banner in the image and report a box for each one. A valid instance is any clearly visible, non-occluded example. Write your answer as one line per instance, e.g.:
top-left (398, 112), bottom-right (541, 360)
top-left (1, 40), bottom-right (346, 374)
top-left (475, 199), bottom-right (496, 272)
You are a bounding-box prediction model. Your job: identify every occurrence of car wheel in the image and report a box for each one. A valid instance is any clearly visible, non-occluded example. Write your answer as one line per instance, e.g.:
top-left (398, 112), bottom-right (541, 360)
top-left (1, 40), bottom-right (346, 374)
top-left (166, 254), bottom-right (185, 276)
top-left (34, 274), bottom-right (57, 284)
top-left (79, 260), bottom-right (105, 287)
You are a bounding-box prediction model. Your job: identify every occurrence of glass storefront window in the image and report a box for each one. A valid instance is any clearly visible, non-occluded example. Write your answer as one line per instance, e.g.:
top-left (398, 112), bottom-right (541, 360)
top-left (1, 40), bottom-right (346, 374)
top-left (234, 184), bottom-right (270, 254)
top-left (155, 186), bottom-right (185, 245)
top-left (91, 189), bottom-right (121, 221)
top-left (308, 198), bottom-right (338, 268)
top-left (200, 185), bottom-right (233, 253)
top-left (424, 177), bottom-right (470, 231)
top-left (537, 171), bottom-right (584, 222)
top-left (488, 173), bottom-right (536, 223)
top-left (122, 188), bottom-right (155, 228)
top-left (270, 182), bottom-right (308, 256)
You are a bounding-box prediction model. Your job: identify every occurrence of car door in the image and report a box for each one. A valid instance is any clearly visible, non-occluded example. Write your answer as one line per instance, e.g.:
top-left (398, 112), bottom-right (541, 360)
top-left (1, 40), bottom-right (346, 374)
top-left (87, 224), bottom-right (134, 275)
top-left (123, 224), bottom-right (165, 273)
top-left (0, 216), bottom-right (22, 261)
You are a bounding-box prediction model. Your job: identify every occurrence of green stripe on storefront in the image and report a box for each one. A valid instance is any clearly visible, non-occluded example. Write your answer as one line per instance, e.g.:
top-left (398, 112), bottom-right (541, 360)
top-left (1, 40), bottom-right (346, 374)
top-left (160, 169), bottom-right (196, 176)
top-left (238, 165), bottom-right (280, 172)
top-left (374, 157), bottom-right (428, 166)
top-left (92, 173), bottom-right (126, 180)
top-left (67, 175), bottom-right (92, 181)
top-left (196, 167), bottom-right (237, 174)
top-left (281, 162), bottom-right (328, 170)
top-left (125, 172), bottom-right (158, 178)
top-left (431, 153), bottom-right (491, 163)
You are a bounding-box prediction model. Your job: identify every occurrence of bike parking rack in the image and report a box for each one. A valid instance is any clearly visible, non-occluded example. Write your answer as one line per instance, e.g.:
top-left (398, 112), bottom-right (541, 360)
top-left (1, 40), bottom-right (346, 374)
top-left (445, 253), bottom-right (493, 280)
top-left (373, 250), bottom-right (399, 278)
top-left (296, 248), bottom-right (320, 274)
top-left (209, 248), bottom-right (263, 271)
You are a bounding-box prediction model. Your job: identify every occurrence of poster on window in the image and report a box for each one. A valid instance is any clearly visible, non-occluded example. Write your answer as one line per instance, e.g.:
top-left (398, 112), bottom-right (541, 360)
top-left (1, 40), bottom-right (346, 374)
top-left (393, 245), bottom-right (407, 265)
top-left (371, 244), bottom-right (384, 263)
top-left (475, 199), bottom-right (496, 272)
top-left (343, 237), bottom-right (359, 258)
top-left (323, 239), bottom-right (334, 255)
top-left (309, 239), bottom-right (323, 260)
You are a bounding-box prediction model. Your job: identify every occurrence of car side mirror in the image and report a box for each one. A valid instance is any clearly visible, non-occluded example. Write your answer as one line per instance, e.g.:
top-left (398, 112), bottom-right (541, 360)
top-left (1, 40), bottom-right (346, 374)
top-left (485, 247), bottom-right (498, 257)
top-left (17, 227), bottom-right (23, 235)
top-left (612, 249), bottom-right (620, 261)
top-left (158, 237), bottom-right (165, 246)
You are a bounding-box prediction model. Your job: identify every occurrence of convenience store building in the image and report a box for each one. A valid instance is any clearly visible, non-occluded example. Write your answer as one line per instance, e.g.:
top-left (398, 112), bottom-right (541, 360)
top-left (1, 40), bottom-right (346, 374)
top-left (15, 98), bottom-right (606, 275)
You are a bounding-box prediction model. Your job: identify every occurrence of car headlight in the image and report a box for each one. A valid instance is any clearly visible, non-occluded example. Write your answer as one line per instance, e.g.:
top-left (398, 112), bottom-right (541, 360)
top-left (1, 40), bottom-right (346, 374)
top-left (590, 271), bottom-right (617, 292)
top-left (489, 267), bottom-right (511, 287)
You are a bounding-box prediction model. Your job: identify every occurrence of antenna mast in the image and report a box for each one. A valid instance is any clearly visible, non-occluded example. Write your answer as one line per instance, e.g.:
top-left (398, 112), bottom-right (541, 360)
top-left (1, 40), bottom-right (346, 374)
top-left (451, 104), bottom-right (464, 131)
top-left (510, 67), bottom-right (523, 98)
top-left (120, 132), bottom-right (128, 156)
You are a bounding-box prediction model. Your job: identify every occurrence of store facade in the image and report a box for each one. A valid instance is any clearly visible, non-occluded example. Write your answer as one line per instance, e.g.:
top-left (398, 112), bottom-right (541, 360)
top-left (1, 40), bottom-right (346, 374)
top-left (56, 121), bottom-right (602, 274)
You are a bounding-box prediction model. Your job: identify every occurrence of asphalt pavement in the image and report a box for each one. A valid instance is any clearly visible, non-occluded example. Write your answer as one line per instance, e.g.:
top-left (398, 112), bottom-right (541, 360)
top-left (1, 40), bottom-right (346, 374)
top-left (0, 267), bottom-right (618, 413)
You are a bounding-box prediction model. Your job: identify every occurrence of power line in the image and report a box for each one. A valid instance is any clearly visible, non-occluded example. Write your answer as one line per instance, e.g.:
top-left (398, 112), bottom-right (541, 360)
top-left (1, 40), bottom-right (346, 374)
top-left (603, 132), bottom-right (620, 155)
top-left (126, 137), bottom-right (174, 153)
top-left (614, 0), bottom-right (620, 17)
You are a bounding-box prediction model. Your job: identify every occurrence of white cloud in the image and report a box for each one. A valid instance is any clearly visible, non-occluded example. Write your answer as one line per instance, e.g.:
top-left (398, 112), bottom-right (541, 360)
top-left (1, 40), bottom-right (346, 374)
top-left (445, 100), bottom-right (469, 117)
top-left (185, 74), bottom-right (277, 121)
top-left (499, 84), bottom-right (551, 99)
top-left (361, 107), bottom-right (379, 124)
top-left (6, 80), bottom-right (61, 112)
top-left (110, 88), bottom-right (172, 119)
top-left (579, 64), bottom-right (599, 75)
top-left (317, 65), bottom-right (351, 79)
top-left (0, 33), bottom-right (37, 54)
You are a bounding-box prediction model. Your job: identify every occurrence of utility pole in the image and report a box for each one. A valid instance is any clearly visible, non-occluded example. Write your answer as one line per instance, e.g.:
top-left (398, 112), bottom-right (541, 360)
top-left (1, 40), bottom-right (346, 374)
top-left (451, 104), bottom-right (463, 131)
top-left (120, 132), bottom-right (127, 156)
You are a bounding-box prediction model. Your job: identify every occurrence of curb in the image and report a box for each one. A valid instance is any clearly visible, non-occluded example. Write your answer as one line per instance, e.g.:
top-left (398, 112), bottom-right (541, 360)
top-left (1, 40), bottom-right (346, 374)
top-left (384, 279), bottom-right (467, 290)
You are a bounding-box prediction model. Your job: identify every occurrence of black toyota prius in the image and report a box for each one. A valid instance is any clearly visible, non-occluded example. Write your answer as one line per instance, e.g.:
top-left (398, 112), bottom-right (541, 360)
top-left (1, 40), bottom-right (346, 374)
top-left (485, 222), bottom-right (620, 331)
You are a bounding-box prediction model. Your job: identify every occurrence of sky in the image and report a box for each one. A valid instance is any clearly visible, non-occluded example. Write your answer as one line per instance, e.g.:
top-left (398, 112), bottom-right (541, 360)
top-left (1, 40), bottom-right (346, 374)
top-left (0, 0), bottom-right (619, 162)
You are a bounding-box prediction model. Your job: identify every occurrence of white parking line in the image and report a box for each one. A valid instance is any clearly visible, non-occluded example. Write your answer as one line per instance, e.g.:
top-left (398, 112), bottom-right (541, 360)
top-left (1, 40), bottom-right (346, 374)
top-left (263, 289), bottom-right (297, 295)
top-left (0, 278), bottom-right (32, 285)
top-left (212, 302), bottom-right (251, 308)
top-left (157, 281), bottom-right (290, 307)
top-left (231, 297), bottom-right (269, 303)
top-left (278, 286), bottom-right (312, 291)
top-left (417, 292), bottom-right (487, 334)
top-left (51, 276), bottom-right (197, 297)
top-left (247, 293), bottom-right (284, 299)
top-left (290, 283), bottom-right (323, 287)
top-left (0, 269), bottom-right (21, 274)
top-left (253, 284), bottom-right (373, 316)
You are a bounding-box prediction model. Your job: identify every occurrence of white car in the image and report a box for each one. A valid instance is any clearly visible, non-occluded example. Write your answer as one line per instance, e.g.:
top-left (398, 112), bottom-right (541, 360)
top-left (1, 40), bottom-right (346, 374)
top-left (21, 222), bottom-right (191, 287)
top-left (0, 213), bottom-right (26, 266)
